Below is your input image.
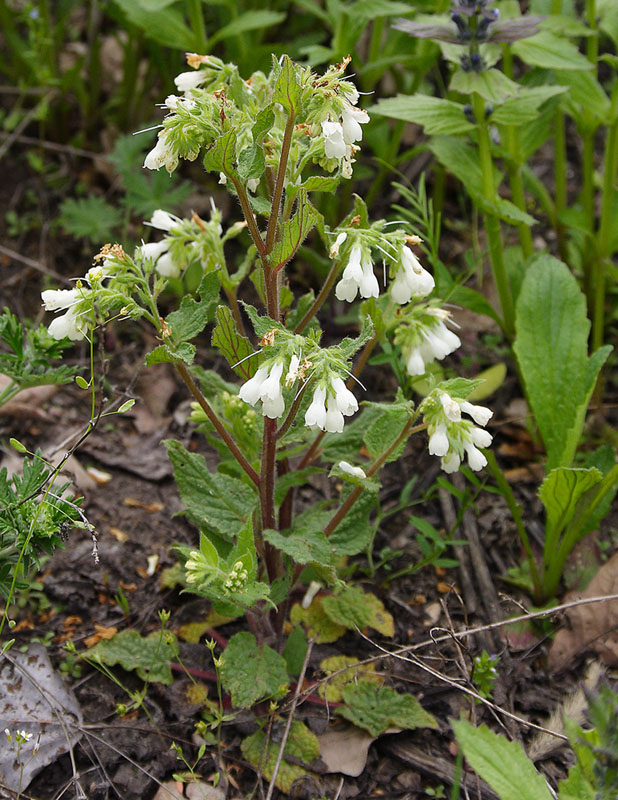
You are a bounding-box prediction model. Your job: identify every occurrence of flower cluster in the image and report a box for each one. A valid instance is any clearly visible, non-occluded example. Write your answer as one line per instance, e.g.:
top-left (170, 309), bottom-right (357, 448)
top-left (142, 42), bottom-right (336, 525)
top-left (395, 306), bottom-right (461, 376)
top-left (184, 550), bottom-right (210, 586)
top-left (305, 376), bottom-right (358, 433)
top-left (238, 361), bottom-right (287, 419)
top-left (320, 89), bottom-right (370, 178)
top-left (224, 560), bottom-right (249, 593)
top-left (422, 390), bottom-right (493, 473)
top-left (390, 245), bottom-right (435, 304)
top-left (334, 240), bottom-right (379, 302)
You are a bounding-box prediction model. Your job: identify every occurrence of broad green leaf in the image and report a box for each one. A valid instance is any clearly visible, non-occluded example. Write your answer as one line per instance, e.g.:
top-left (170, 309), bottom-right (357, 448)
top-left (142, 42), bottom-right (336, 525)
top-left (493, 197), bottom-right (536, 226)
top-left (318, 656), bottom-right (382, 702)
top-left (436, 377), bottom-right (483, 400)
top-left (112, 0), bottom-right (196, 49)
top-left (447, 285), bottom-right (503, 327)
top-left (252, 105), bottom-right (275, 145)
top-left (322, 586), bottom-right (394, 635)
top-left (329, 491), bottom-right (377, 556)
top-left (452, 720), bottom-right (554, 800)
top-left (273, 54), bottom-right (302, 115)
top-left (371, 94), bottom-right (474, 136)
top-left (450, 68), bottom-right (520, 103)
top-left (264, 527), bottom-right (334, 566)
top-left (364, 407), bottom-right (410, 463)
top-left (282, 626), bottom-right (308, 677)
top-left (165, 294), bottom-right (211, 345)
top-left (237, 144), bottom-right (265, 183)
top-left (144, 342), bottom-right (195, 366)
top-left (539, 467), bottom-right (603, 548)
top-left (202, 128), bottom-right (237, 175)
top-left (512, 31), bottom-right (593, 70)
top-left (492, 85), bottom-right (567, 126)
top-left (554, 70), bottom-right (611, 124)
top-left (290, 599), bottom-right (346, 643)
top-left (466, 363), bottom-right (507, 401)
top-left (513, 255), bottom-right (612, 469)
top-left (241, 721), bottom-right (318, 793)
top-left (338, 682), bottom-right (438, 737)
top-left (211, 305), bottom-right (257, 380)
top-left (349, 0), bottom-right (413, 18)
top-left (241, 303), bottom-right (285, 339)
top-left (270, 191), bottom-right (318, 270)
top-left (164, 440), bottom-right (258, 540)
top-left (220, 632), bottom-right (288, 708)
top-left (208, 10), bottom-right (286, 46)
top-left (299, 175), bottom-right (339, 193)
top-left (558, 766), bottom-right (595, 800)
top-left (599, 0), bottom-right (618, 48)
top-left (85, 629), bottom-right (176, 685)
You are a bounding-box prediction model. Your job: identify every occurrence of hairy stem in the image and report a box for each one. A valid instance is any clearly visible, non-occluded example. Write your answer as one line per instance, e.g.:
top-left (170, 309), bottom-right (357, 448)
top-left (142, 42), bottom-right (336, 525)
top-left (265, 111), bottom-right (296, 254)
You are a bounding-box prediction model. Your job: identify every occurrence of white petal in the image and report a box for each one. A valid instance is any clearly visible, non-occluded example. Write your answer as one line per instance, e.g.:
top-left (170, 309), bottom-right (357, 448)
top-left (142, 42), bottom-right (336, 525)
top-left (465, 445), bottom-right (488, 471)
top-left (155, 251), bottom-right (180, 278)
top-left (139, 240), bottom-right (170, 261)
top-left (239, 366), bottom-right (270, 407)
top-left (335, 278), bottom-right (359, 303)
top-left (440, 392), bottom-right (462, 422)
top-left (305, 385), bottom-right (327, 429)
top-left (359, 256), bottom-right (379, 298)
top-left (41, 288), bottom-right (80, 311)
top-left (331, 376), bottom-right (358, 416)
top-left (441, 451), bottom-right (461, 473)
top-left (325, 393), bottom-right (344, 433)
top-left (460, 401), bottom-right (493, 426)
top-left (261, 392), bottom-right (285, 419)
top-left (339, 461), bottom-right (367, 479)
top-left (406, 348), bottom-right (426, 376)
top-left (342, 245), bottom-right (363, 283)
top-left (428, 426), bottom-right (450, 457)
top-left (390, 272), bottom-right (412, 305)
top-left (174, 70), bottom-right (206, 93)
top-left (329, 231), bottom-right (347, 259)
top-left (258, 362), bottom-right (284, 401)
top-left (48, 309), bottom-right (87, 341)
top-left (150, 209), bottom-right (179, 232)
top-left (321, 120), bottom-right (346, 160)
top-left (468, 427), bottom-right (492, 448)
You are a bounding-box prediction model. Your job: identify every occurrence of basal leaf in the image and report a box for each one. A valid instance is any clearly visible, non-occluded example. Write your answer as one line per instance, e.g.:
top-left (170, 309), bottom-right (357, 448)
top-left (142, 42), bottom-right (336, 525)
top-left (513, 255), bottom-right (612, 469)
top-left (220, 632), bottom-right (288, 708)
top-left (338, 682), bottom-right (438, 737)
top-left (112, 0), bottom-right (196, 50)
top-left (211, 305), bottom-right (257, 380)
top-left (452, 720), bottom-right (554, 800)
top-left (322, 586), bottom-right (394, 635)
top-left (290, 598), bottom-right (346, 643)
top-left (85, 629), bottom-right (176, 685)
top-left (318, 655), bottom-right (382, 702)
top-left (241, 721), bottom-right (318, 793)
top-left (165, 440), bottom-right (258, 540)
top-left (539, 467), bottom-right (603, 547)
top-left (371, 94), bottom-right (474, 136)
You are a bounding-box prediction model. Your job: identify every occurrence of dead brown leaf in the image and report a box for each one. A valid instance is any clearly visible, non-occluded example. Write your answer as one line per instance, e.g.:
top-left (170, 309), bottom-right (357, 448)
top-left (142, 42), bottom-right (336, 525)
top-left (84, 624), bottom-right (118, 648)
top-left (548, 551), bottom-right (618, 672)
top-left (317, 723), bottom-right (376, 777)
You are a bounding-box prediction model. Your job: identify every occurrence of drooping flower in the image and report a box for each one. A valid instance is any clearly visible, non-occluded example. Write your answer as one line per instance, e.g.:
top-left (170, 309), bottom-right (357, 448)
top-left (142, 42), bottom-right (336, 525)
top-left (174, 69), bottom-right (207, 94)
top-left (41, 288), bottom-right (90, 341)
top-left (338, 461), bottom-right (367, 479)
top-left (143, 131), bottom-right (178, 173)
top-left (422, 390), bottom-right (493, 473)
top-left (150, 209), bottom-right (181, 232)
top-left (390, 246), bottom-right (435, 304)
top-left (341, 104), bottom-right (370, 144)
top-left (304, 375), bottom-right (358, 433)
top-left (402, 309), bottom-right (462, 376)
top-left (321, 120), bottom-right (347, 160)
top-left (305, 385), bottom-right (327, 429)
top-left (238, 362), bottom-right (285, 419)
top-left (335, 245), bottom-right (379, 302)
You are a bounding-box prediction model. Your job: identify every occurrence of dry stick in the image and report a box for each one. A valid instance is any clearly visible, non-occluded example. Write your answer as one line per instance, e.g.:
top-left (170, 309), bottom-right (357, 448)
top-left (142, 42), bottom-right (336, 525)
top-left (357, 629), bottom-right (569, 742)
top-left (175, 362), bottom-right (259, 486)
top-left (296, 592), bottom-right (618, 732)
top-left (439, 487), bottom-right (477, 615)
top-left (0, 243), bottom-right (73, 285)
top-left (453, 472), bottom-right (503, 651)
top-left (0, 131), bottom-right (102, 159)
top-left (265, 639), bottom-right (315, 800)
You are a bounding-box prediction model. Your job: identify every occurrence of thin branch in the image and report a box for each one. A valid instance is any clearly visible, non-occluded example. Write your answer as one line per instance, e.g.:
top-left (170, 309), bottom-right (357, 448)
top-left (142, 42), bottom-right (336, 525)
top-left (265, 111), bottom-right (296, 255)
top-left (265, 639), bottom-right (314, 800)
top-left (175, 362), bottom-right (259, 486)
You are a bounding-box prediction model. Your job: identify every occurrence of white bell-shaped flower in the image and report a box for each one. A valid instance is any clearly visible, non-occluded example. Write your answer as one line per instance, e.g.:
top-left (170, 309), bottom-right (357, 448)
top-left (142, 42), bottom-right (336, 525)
top-left (150, 209), bottom-right (181, 232)
top-left (305, 385), bottom-right (327, 429)
top-left (41, 288), bottom-right (80, 312)
top-left (330, 376), bottom-right (358, 416)
top-left (324, 392), bottom-right (344, 433)
top-left (341, 105), bottom-right (369, 144)
top-left (321, 120), bottom-right (347, 160)
top-left (144, 133), bottom-right (177, 173)
top-left (48, 307), bottom-right (88, 341)
top-left (174, 70), bottom-right (207, 93)
top-left (238, 362), bottom-right (285, 419)
top-left (428, 425), bottom-right (449, 457)
top-left (391, 246), bottom-right (435, 304)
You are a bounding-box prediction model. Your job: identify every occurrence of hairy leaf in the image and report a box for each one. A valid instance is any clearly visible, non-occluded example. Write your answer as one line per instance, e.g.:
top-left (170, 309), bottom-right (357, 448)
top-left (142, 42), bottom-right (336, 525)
top-left (338, 682), bottom-right (438, 737)
top-left (322, 586), bottom-right (394, 636)
top-left (165, 440), bottom-right (258, 540)
top-left (272, 54), bottom-right (303, 115)
top-left (203, 128), bottom-right (237, 175)
top-left (270, 191), bottom-right (318, 271)
top-left (241, 721), bottom-right (318, 793)
top-left (211, 305), bottom-right (257, 380)
top-left (290, 599), bottom-right (346, 643)
top-left (452, 720), bottom-right (554, 800)
top-left (85, 629), bottom-right (176, 685)
top-left (513, 255), bottom-right (612, 469)
top-left (220, 632), bottom-right (288, 708)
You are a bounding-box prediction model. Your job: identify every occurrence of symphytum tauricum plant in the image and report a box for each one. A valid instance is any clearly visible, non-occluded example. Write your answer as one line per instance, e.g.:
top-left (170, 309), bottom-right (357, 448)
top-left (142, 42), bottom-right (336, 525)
top-left (40, 53), bottom-right (493, 694)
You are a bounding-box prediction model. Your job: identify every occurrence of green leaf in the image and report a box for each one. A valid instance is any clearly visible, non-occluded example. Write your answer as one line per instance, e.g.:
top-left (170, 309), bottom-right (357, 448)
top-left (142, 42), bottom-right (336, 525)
top-left (241, 721), bottom-right (318, 793)
top-left (274, 466), bottom-right (324, 505)
top-left (202, 128), bottom-right (237, 175)
top-left (450, 68), bottom-right (520, 103)
top-left (282, 626), bottom-right (308, 677)
top-left (270, 191), bottom-right (318, 270)
top-left (554, 69), bottom-right (611, 124)
top-left (371, 94), bottom-right (474, 136)
top-left (208, 10), bottom-right (286, 46)
top-left (322, 586), bottom-right (394, 636)
top-left (329, 491), bottom-right (377, 556)
top-left (264, 526), bottom-right (334, 567)
top-left (338, 682), bottom-right (438, 737)
top-left (491, 85), bottom-right (567, 126)
top-left (513, 255), bottom-right (612, 469)
top-left (290, 598), bottom-right (346, 643)
top-left (165, 294), bottom-right (211, 345)
top-left (164, 440), bottom-right (258, 540)
top-left (364, 407), bottom-right (410, 463)
top-left (452, 719), bottom-right (554, 800)
top-left (252, 105), bottom-right (275, 145)
top-left (220, 632), bottom-right (288, 708)
top-left (85, 629), bottom-right (177, 685)
top-left (145, 342), bottom-right (196, 366)
top-left (428, 136), bottom-right (500, 205)
top-left (338, 314), bottom-right (375, 360)
top-left (241, 303), bottom-right (285, 339)
top-left (237, 145), bottom-right (265, 183)
top-left (466, 363), bottom-right (507, 401)
top-left (350, 0), bottom-right (415, 18)
top-left (59, 196), bottom-right (122, 243)
top-left (539, 467), bottom-right (603, 548)
top-left (298, 175), bottom-right (340, 193)
top-left (512, 31), bottom-right (593, 70)
top-left (273, 54), bottom-right (302, 115)
top-left (211, 306), bottom-right (257, 380)
top-left (111, 0), bottom-right (196, 49)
